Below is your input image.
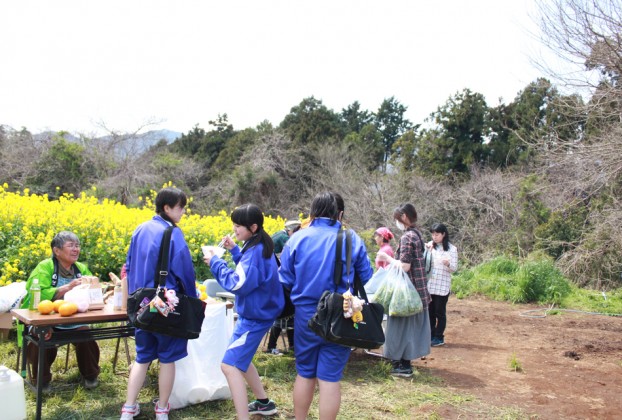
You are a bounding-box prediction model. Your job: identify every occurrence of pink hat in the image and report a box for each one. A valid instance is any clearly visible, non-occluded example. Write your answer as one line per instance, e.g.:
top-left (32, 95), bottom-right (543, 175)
top-left (374, 227), bottom-right (394, 241)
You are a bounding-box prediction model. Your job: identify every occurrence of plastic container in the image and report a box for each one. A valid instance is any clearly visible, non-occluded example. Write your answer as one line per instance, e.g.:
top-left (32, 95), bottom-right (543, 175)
top-left (29, 278), bottom-right (41, 311)
top-left (0, 365), bottom-right (27, 420)
top-left (113, 281), bottom-right (123, 310)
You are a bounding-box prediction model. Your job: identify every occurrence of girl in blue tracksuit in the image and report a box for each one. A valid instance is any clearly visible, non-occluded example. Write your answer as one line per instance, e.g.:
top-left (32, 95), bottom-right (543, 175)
top-left (203, 203), bottom-right (284, 419)
top-left (121, 187), bottom-right (197, 420)
top-left (279, 191), bottom-right (374, 420)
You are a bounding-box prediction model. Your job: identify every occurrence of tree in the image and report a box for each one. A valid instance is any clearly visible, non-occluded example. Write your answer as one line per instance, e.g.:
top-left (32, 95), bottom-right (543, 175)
top-left (29, 134), bottom-right (95, 196)
top-left (390, 129), bottom-right (419, 173)
top-left (279, 97), bottom-right (345, 145)
top-left (0, 127), bottom-right (41, 189)
top-left (533, 0), bottom-right (622, 288)
top-left (341, 101), bottom-right (373, 134)
top-left (486, 78), bottom-right (584, 167)
top-left (343, 123), bottom-right (384, 171)
top-left (170, 125), bottom-right (206, 157)
top-left (169, 115), bottom-right (236, 171)
top-left (374, 97), bottom-right (412, 171)
top-left (414, 89), bottom-right (487, 176)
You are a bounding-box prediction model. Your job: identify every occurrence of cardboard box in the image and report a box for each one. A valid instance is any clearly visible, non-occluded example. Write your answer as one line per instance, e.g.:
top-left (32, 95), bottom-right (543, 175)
top-left (0, 312), bottom-right (12, 328)
top-left (0, 312), bottom-right (13, 341)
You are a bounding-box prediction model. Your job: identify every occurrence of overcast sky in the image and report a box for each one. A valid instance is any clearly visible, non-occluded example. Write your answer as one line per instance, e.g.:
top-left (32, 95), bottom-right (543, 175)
top-left (1, 0), bottom-right (554, 136)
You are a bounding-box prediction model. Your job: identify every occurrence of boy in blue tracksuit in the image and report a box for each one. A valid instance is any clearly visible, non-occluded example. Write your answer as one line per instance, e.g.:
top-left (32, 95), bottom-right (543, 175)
top-left (203, 203), bottom-right (284, 419)
top-left (279, 191), bottom-right (374, 420)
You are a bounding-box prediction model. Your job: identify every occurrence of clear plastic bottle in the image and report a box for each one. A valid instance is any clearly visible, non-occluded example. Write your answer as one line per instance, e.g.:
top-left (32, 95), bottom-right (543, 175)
top-left (29, 278), bottom-right (41, 311)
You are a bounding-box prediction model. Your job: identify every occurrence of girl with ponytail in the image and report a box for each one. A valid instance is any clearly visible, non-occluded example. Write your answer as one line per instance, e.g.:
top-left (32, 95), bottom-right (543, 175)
top-left (203, 203), bottom-right (284, 419)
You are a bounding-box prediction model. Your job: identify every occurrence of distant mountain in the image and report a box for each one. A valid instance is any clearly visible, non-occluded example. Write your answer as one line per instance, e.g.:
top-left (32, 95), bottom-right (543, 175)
top-left (1, 125), bottom-right (181, 154)
top-left (138, 129), bottom-right (181, 145)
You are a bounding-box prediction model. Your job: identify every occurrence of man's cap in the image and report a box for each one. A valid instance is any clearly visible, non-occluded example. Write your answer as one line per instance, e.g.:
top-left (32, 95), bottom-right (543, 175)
top-left (285, 220), bottom-right (302, 231)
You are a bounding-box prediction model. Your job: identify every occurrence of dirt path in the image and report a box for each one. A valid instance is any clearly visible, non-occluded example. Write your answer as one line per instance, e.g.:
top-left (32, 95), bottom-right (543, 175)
top-left (410, 297), bottom-right (622, 419)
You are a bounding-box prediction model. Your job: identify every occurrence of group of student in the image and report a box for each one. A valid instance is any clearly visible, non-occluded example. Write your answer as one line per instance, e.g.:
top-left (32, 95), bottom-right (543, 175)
top-left (120, 188), bottom-right (460, 420)
top-left (20, 185), bottom-right (457, 420)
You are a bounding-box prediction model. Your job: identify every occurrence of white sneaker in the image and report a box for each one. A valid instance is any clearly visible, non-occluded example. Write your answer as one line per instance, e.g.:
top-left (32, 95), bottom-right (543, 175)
top-left (155, 401), bottom-right (170, 420)
top-left (120, 403), bottom-right (140, 419)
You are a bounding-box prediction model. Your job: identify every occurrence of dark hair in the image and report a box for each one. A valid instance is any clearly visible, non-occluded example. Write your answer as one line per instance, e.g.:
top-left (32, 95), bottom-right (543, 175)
top-left (332, 192), bottom-right (345, 214)
top-left (393, 203), bottom-right (418, 227)
top-left (51, 231), bottom-right (80, 251)
top-left (430, 223), bottom-right (450, 251)
top-left (309, 191), bottom-right (340, 225)
top-left (231, 203), bottom-right (274, 258)
top-left (155, 187), bottom-right (187, 225)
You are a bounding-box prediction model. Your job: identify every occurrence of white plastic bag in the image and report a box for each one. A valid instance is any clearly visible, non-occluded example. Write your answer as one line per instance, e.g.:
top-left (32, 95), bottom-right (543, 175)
top-left (64, 286), bottom-right (90, 312)
top-left (0, 282), bottom-right (27, 313)
top-left (169, 301), bottom-right (234, 409)
top-left (364, 267), bottom-right (389, 295)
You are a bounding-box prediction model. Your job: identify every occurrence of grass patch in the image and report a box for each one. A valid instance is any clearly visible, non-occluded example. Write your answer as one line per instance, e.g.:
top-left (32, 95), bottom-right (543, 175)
top-left (0, 328), bottom-right (532, 419)
top-left (453, 255), bottom-right (622, 316)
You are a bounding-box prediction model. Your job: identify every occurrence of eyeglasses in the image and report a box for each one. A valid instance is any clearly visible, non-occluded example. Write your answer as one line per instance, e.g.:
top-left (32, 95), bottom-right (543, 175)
top-left (63, 243), bottom-right (81, 250)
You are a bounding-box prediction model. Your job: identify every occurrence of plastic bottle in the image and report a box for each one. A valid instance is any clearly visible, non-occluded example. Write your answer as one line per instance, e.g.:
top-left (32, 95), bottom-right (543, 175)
top-left (29, 278), bottom-right (41, 311)
top-left (0, 365), bottom-right (27, 420)
top-left (120, 275), bottom-right (128, 311)
top-left (113, 281), bottom-right (123, 310)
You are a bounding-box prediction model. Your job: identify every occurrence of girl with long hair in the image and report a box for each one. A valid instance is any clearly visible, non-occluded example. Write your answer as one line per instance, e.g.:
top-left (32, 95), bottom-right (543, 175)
top-left (203, 203), bottom-right (284, 419)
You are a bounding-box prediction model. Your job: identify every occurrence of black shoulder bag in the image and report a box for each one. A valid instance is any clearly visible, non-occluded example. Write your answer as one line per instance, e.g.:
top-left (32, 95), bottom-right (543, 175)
top-left (308, 229), bottom-right (385, 349)
top-left (127, 226), bottom-right (206, 339)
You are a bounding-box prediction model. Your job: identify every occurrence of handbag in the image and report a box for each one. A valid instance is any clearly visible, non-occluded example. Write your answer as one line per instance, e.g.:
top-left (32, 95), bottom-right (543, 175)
top-left (308, 229), bottom-right (385, 349)
top-left (414, 230), bottom-right (433, 279)
top-left (127, 226), bottom-right (206, 339)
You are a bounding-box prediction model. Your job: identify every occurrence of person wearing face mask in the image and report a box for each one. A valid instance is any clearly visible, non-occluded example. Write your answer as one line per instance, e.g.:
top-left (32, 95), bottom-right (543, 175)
top-left (377, 203), bottom-right (431, 378)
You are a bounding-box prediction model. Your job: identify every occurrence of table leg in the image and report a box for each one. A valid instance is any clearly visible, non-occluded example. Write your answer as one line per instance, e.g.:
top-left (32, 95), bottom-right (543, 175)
top-left (35, 328), bottom-right (45, 420)
top-left (20, 326), bottom-right (27, 379)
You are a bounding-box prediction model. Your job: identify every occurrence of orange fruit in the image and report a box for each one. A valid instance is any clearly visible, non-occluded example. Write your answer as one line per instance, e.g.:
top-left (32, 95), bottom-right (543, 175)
top-left (58, 302), bottom-right (78, 317)
top-left (53, 299), bottom-right (65, 313)
top-left (37, 300), bottom-right (55, 315)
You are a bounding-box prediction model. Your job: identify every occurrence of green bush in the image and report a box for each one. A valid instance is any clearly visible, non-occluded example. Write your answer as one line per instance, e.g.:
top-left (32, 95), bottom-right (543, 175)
top-left (453, 254), bottom-right (571, 304)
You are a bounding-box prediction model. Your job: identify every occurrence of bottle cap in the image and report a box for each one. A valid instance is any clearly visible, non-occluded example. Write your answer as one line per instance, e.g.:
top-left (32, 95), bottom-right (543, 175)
top-left (0, 366), bottom-right (9, 382)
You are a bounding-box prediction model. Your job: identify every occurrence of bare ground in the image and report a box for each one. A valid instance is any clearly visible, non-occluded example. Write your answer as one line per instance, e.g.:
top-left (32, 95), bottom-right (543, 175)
top-left (411, 297), bottom-right (622, 419)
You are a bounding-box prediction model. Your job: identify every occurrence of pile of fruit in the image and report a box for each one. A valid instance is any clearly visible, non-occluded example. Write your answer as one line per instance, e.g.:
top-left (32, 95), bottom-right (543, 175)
top-left (37, 299), bottom-right (79, 317)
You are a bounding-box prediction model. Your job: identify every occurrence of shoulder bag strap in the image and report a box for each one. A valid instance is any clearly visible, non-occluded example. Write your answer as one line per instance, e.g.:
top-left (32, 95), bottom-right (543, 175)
top-left (411, 228), bottom-right (425, 254)
top-left (155, 226), bottom-right (174, 289)
top-left (332, 229), bottom-right (344, 289)
top-left (412, 228), bottom-right (432, 274)
top-left (346, 229), bottom-right (371, 303)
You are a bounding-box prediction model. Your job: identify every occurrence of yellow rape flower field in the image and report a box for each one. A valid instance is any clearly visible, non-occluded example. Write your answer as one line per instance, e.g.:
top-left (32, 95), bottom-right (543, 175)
top-left (0, 184), bottom-right (284, 286)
